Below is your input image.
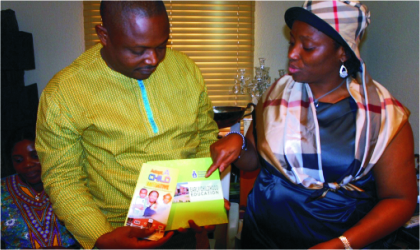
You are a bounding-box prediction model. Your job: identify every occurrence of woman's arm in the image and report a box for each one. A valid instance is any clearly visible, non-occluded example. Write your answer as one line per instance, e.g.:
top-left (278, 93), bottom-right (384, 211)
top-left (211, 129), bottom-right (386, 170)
top-left (311, 122), bottom-right (418, 249)
top-left (206, 121), bottom-right (260, 177)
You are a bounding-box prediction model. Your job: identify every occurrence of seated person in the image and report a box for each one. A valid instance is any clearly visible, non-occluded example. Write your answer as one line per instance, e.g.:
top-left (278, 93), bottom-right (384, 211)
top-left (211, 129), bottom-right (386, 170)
top-left (1, 127), bottom-right (79, 249)
top-left (208, 1), bottom-right (417, 248)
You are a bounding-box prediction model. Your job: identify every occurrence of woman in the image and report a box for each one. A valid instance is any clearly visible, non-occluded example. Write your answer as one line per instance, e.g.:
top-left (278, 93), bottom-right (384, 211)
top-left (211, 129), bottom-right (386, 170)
top-left (1, 127), bottom-right (79, 249)
top-left (207, 1), bottom-right (417, 249)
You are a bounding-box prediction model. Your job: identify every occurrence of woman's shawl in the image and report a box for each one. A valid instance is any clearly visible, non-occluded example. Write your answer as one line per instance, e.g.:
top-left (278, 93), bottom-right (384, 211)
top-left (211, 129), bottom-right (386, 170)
top-left (255, 63), bottom-right (409, 198)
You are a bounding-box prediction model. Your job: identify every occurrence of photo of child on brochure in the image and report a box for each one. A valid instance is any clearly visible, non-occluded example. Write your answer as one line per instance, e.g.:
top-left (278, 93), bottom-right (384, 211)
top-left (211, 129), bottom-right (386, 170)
top-left (124, 164), bottom-right (179, 241)
top-left (127, 188), bottom-right (173, 222)
top-left (126, 187), bottom-right (175, 241)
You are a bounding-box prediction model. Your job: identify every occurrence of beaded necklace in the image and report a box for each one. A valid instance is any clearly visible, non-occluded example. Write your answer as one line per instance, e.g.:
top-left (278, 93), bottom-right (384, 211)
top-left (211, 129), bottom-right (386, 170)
top-left (6, 175), bottom-right (63, 248)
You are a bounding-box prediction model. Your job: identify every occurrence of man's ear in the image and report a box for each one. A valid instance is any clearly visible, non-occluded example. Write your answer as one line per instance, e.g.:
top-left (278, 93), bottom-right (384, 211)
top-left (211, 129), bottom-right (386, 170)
top-left (95, 24), bottom-right (108, 46)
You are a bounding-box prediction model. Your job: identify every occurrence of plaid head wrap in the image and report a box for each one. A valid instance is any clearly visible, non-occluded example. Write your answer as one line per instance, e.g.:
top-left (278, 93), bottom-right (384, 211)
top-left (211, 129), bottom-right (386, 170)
top-left (255, 1), bottom-right (410, 201)
top-left (285, 0), bottom-right (370, 61)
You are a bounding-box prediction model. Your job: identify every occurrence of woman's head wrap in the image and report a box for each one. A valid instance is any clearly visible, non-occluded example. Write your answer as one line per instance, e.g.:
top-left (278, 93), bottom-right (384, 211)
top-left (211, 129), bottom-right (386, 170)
top-left (285, 0), bottom-right (370, 64)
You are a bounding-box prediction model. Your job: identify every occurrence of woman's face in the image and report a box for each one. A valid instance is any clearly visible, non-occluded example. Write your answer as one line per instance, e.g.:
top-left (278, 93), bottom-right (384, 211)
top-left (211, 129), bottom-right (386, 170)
top-left (12, 139), bottom-right (42, 185)
top-left (288, 20), bottom-right (344, 85)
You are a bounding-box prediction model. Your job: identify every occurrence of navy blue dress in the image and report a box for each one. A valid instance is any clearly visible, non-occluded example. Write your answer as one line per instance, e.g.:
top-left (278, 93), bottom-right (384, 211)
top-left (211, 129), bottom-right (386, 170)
top-left (241, 98), bottom-right (392, 249)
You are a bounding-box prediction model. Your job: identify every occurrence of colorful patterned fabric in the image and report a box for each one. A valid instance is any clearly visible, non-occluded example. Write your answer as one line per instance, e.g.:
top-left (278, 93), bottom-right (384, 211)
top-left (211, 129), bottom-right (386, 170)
top-left (1, 175), bottom-right (77, 249)
top-left (285, 0), bottom-right (370, 60)
top-left (256, 64), bottom-right (409, 198)
top-left (36, 43), bottom-right (218, 248)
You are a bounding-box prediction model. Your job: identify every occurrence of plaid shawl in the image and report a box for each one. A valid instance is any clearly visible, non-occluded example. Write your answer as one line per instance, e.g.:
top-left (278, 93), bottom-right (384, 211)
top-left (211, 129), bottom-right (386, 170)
top-left (255, 63), bottom-right (409, 199)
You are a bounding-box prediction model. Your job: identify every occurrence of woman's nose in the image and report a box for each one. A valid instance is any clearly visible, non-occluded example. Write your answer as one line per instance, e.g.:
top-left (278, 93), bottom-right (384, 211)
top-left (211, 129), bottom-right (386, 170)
top-left (24, 157), bottom-right (39, 168)
top-left (288, 45), bottom-right (299, 60)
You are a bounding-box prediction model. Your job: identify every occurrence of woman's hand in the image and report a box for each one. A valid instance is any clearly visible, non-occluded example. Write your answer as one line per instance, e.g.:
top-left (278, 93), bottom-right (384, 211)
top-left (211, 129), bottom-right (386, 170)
top-left (178, 220), bottom-right (216, 249)
top-left (224, 198), bottom-right (231, 211)
top-left (206, 134), bottom-right (243, 177)
top-left (309, 238), bottom-right (343, 249)
top-left (94, 226), bottom-right (173, 249)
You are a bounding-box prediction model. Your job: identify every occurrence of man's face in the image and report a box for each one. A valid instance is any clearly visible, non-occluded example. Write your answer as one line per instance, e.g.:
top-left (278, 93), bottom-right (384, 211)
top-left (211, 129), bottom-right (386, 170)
top-left (139, 189), bottom-right (147, 198)
top-left (99, 13), bottom-right (169, 80)
top-left (149, 191), bottom-right (158, 204)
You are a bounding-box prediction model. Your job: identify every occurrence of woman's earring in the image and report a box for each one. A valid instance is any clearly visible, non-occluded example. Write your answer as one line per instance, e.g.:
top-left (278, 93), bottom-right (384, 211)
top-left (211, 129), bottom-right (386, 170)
top-left (339, 64), bottom-right (348, 78)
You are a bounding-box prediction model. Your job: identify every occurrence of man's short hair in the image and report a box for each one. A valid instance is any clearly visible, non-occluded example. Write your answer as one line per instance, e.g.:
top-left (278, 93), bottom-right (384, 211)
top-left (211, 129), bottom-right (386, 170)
top-left (100, 0), bottom-right (167, 29)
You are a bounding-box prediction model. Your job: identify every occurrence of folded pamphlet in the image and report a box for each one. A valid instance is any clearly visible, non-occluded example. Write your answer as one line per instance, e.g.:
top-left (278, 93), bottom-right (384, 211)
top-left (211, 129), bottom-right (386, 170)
top-left (146, 157), bottom-right (228, 231)
top-left (125, 163), bottom-right (179, 241)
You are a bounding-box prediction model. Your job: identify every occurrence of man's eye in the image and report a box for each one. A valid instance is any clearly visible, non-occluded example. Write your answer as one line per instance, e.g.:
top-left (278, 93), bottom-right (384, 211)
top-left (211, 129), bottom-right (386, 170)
top-left (131, 49), bottom-right (145, 55)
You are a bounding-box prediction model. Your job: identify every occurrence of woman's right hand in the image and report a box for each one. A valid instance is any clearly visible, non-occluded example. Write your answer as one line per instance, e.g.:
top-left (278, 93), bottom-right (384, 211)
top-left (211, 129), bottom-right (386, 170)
top-left (206, 133), bottom-right (243, 177)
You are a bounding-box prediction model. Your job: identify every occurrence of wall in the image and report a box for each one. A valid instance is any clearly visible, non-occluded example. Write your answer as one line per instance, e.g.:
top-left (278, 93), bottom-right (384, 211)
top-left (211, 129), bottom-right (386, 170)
top-left (1, 1), bottom-right (85, 97)
top-left (361, 1), bottom-right (419, 154)
top-left (254, 1), bottom-right (301, 72)
top-left (1, 1), bottom-right (418, 153)
top-left (255, 1), bottom-right (419, 153)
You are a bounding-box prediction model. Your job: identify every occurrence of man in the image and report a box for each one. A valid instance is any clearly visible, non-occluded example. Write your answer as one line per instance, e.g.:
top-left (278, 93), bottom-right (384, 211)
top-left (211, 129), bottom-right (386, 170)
top-left (35, 1), bottom-right (219, 249)
top-left (128, 188), bottom-right (148, 217)
top-left (143, 190), bottom-right (158, 217)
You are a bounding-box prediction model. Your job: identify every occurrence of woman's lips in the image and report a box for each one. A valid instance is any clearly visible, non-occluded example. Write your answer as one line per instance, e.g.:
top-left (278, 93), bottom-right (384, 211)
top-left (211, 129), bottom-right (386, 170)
top-left (288, 65), bottom-right (299, 74)
top-left (24, 170), bottom-right (41, 180)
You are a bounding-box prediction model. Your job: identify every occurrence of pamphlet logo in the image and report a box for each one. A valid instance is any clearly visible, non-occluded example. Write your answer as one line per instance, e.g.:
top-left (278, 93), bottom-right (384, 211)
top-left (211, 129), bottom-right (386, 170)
top-left (148, 169), bottom-right (171, 183)
top-left (192, 170), bottom-right (197, 179)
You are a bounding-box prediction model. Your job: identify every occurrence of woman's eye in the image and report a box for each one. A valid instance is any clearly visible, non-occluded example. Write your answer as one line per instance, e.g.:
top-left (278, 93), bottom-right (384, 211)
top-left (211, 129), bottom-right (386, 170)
top-left (12, 156), bottom-right (23, 163)
top-left (31, 151), bottom-right (39, 160)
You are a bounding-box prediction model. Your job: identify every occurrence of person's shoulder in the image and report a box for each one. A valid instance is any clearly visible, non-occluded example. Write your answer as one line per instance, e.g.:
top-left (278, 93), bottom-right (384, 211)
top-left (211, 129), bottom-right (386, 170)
top-left (165, 48), bottom-right (189, 58)
top-left (164, 48), bottom-right (196, 65)
top-left (48, 44), bottom-right (103, 86)
top-left (371, 79), bottom-right (410, 116)
top-left (272, 74), bottom-right (296, 89)
top-left (42, 44), bottom-right (104, 97)
top-left (1, 174), bottom-right (16, 184)
top-left (1, 174), bottom-right (16, 194)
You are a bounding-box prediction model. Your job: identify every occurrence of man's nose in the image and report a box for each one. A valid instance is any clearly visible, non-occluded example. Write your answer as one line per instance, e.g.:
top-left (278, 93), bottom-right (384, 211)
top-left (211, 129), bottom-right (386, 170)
top-left (144, 48), bottom-right (158, 65)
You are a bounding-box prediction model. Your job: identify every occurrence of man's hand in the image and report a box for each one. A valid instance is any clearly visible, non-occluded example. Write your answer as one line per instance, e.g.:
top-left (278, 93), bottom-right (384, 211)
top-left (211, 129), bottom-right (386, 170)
top-left (95, 226), bottom-right (174, 249)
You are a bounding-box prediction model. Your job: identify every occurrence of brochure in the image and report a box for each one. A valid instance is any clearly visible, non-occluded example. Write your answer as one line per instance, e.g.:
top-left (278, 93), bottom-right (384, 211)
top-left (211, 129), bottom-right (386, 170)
top-left (125, 163), bottom-right (179, 241)
top-left (146, 157), bottom-right (228, 230)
